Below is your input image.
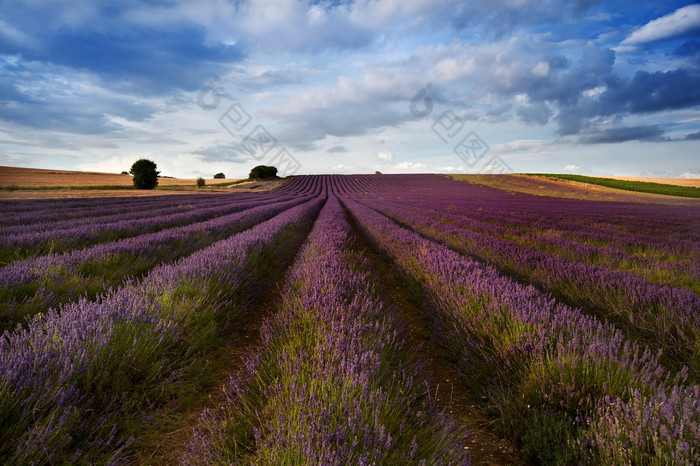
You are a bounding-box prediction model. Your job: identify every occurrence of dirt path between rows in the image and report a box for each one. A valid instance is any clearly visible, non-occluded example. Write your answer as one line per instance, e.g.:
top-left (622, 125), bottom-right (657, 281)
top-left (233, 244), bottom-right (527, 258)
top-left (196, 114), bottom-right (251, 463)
top-left (347, 211), bottom-right (529, 466)
top-left (132, 287), bottom-right (284, 464)
top-left (131, 268), bottom-right (295, 464)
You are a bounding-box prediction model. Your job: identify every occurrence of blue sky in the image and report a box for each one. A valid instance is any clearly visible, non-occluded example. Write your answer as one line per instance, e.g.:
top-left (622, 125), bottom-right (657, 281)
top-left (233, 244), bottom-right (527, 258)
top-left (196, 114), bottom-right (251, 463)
top-left (1, 0), bottom-right (699, 178)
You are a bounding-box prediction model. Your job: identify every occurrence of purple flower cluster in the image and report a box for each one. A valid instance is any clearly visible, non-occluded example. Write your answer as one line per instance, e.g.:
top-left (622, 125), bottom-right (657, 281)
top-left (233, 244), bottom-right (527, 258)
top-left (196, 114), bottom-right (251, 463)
top-left (348, 179), bottom-right (700, 375)
top-left (0, 197), bottom-right (323, 464)
top-left (186, 196), bottom-right (469, 465)
top-left (0, 194), bottom-right (313, 329)
top-left (375, 196), bottom-right (700, 291)
top-left (1, 173), bottom-right (697, 464)
top-left (341, 194), bottom-right (699, 464)
top-left (0, 192), bottom-right (291, 261)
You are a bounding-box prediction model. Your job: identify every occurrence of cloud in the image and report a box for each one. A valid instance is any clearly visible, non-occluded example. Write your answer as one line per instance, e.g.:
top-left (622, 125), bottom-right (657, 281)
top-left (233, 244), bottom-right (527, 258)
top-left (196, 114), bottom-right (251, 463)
top-left (685, 131), bottom-right (700, 140)
top-left (390, 160), bottom-right (466, 173)
top-left (189, 143), bottom-right (249, 163)
top-left (491, 140), bottom-right (546, 154)
top-left (565, 164), bottom-right (580, 171)
top-left (679, 171), bottom-right (700, 179)
top-left (575, 125), bottom-right (667, 144)
top-left (601, 69), bottom-right (700, 114)
top-left (0, 3), bottom-right (246, 95)
top-left (378, 151), bottom-right (393, 161)
top-left (622, 5), bottom-right (700, 46)
top-left (0, 59), bottom-right (161, 135)
top-left (517, 102), bottom-right (553, 125)
top-left (326, 145), bottom-right (348, 153)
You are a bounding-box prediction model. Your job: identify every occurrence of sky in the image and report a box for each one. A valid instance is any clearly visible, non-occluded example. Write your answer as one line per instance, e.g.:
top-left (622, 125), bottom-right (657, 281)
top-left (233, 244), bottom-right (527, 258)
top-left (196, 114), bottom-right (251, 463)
top-left (1, 0), bottom-right (699, 179)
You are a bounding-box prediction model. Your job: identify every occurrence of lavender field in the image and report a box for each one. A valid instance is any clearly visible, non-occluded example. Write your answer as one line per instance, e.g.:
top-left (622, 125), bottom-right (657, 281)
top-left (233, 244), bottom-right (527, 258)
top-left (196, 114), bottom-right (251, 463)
top-left (1, 174), bottom-right (698, 465)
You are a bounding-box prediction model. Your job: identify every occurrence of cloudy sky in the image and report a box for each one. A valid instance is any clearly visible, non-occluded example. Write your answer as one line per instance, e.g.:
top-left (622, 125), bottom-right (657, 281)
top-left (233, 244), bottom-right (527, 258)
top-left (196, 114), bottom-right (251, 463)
top-left (1, 0), bottom-right (699, 178)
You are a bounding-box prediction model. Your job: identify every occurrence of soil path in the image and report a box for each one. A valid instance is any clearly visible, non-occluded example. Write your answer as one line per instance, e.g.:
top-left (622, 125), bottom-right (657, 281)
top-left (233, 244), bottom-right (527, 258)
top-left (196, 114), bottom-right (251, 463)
top-left (347, 209), bottom-right (529, 465)
top-left (132, 268), bottom-right (295, 464)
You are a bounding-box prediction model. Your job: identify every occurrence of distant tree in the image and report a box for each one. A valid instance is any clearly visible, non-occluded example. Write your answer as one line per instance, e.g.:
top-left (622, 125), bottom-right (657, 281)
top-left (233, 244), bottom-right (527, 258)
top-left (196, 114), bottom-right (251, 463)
top-left (375, 171), bottom-right (382, 175)
top-left (249, 165), bottom-right (278, 180)
top-left (213, 172), bottom-right (225, 179)
top-left (129, 159), bottom-right (160, 189)
top-left (197, 177), bottom-right (205, 188)
top-left (121, 171), bottom-right (129, 175)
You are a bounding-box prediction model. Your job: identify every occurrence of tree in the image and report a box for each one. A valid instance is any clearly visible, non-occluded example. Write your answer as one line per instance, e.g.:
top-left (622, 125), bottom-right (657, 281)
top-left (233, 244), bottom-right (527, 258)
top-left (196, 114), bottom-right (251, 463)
top-left (129, 159), bottom-right (160, 189)
top-left (197, 177), bottom-right (205, 188)
top-left (249, 165), bottom-right (278, 180)
top-left (213, 172), bottom-right (225, 179)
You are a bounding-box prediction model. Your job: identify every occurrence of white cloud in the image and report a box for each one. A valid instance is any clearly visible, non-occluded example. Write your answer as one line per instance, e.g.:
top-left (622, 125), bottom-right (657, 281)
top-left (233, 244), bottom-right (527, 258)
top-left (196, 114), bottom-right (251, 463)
top-left (679, 171), bottom-right (700, 179)
top-left (532, 61), bottom-right (550, 77)
top-left (621, 4), bottom-right (700, 46)
top-left (491, 139), bottom-right (545, 154)
top-left (378, 151), bottom-right (393, 161)
top-left (565, 164), bottom-right (580, 172)
top-left (390, 160), bottom-right (466, 173)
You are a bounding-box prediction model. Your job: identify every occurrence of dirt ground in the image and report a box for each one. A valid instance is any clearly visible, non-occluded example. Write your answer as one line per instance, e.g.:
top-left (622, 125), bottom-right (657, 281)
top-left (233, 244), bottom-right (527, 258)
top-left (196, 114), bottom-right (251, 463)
top-left (0, 166), bottom-right (285, 200)
top-left (0, 166), bottom-right (235, 187)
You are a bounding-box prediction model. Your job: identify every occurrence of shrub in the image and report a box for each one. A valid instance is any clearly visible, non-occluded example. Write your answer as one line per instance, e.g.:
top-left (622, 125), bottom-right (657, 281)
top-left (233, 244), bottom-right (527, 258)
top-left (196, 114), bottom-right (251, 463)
top-left (196, 177), bottom-right (205, 188)
top-left (129, 159), bottom-right (160, 189)
top-left (213, 173), bottom-right (225, 179)
top-left (249, 165), bottom-right (278, 180)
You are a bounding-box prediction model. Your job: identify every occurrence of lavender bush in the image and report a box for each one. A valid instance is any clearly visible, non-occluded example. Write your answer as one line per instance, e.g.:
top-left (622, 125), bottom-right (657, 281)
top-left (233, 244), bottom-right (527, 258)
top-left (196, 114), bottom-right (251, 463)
top-left (342, 195), bottom-right (699, 464)
top-left (0, 198), bottom-right (323, 464)
top-left (186, 196), bottom-right (470, 465)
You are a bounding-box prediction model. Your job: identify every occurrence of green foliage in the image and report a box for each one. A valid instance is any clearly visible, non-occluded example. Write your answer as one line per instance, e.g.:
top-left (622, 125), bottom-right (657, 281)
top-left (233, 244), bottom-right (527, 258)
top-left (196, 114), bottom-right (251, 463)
top-left (213, 172), bottom-right (225, 179)
top-left (249, 165), bottom-right (278, 180)
top-left (196, 177), bottom-right (205, 188)
top-left (129, 159), bottom-right (160, 189)
top-left (532, 174), bottom-right (700, 198)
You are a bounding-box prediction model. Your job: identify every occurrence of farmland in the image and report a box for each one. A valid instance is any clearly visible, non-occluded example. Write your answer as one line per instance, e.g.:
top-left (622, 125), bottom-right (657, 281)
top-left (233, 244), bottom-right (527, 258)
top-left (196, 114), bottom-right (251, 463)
top-left (1, 174), bottom-right (698, 465)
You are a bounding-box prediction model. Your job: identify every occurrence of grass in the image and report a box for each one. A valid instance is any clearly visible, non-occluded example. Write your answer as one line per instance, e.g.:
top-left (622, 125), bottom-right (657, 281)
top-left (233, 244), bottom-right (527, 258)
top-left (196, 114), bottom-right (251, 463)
top-left (530, 174), bottom-right (700, 198)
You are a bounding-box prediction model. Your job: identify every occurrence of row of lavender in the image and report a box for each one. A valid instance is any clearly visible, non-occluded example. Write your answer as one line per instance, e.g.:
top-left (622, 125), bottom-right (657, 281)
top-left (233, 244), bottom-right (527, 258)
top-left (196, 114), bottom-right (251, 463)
top-left (341, 195), bottom-right (699, 464)
top-left (0, 193), bottom-right (300, 264)
top-left (0, 174), bottom-right (322, 231)
top-left (375, 195), bottom-right (700, 292)
top-left (0, 195), bottom-right (324, 464)
top-left (186, 196), bottom-right (469, 464)
top-left (0, 195), bottom-right (315, 330)
top-left (359, 191), bottom-right (700, 376)
top-left (0, 193), bottom-right (240, 233)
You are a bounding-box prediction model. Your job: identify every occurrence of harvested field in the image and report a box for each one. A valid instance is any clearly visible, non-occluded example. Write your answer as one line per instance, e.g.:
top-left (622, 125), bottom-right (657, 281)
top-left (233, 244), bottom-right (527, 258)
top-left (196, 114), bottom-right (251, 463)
top-left (0, 166), bottom-right (286, 199)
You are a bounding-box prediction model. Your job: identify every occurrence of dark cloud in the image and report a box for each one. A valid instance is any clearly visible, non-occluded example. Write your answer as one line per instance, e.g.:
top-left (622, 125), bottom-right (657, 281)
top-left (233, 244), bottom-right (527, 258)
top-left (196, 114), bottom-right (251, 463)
top-left (509, 43), bottom-right (700, 139)
top-left (326, 145), bottom-right (348, 153)
top-left (600, 69), bottom-right (700, 114)
top-left (577, 125), bottom-right (667, 144)
top-left (517, 102), bottom-right (553, 125)
top-left (685, 131), bottom-right (700, 140)
top-left (0, 3), bottom-right (246, 95)
top-left (528, 43), bottom-right (615, 106)
top-left (40, 29), bottom-right (243, 94)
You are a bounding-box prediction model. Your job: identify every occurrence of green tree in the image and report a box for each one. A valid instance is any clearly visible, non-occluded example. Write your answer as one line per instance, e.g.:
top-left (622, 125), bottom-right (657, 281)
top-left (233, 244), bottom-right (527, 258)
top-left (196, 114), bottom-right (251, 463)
top-left (197, 177), bottom-right (205, 188)
top-left (213, 173), bottom-right (225, 179)
top-left (249, 165), bottom-right (278, 180)
top-left (129, 159), bottom-right (160, 189)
